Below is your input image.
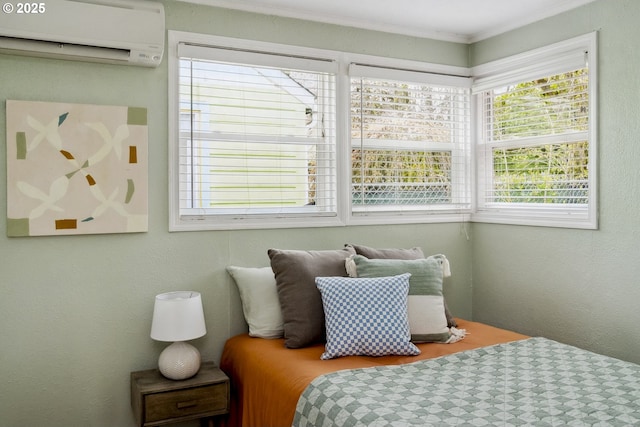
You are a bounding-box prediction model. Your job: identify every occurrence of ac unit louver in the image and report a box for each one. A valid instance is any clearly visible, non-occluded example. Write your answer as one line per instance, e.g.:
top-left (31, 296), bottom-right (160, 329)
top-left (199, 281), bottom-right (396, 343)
top-left (0, 0), bottom-right (164, 67)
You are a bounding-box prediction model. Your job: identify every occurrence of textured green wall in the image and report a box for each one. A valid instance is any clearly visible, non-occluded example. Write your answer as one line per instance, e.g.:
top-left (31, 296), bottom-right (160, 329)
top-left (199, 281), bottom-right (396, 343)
top-left (0, 2), bottom-right (470, 426)
top-left (3, 1), bottom-right (637, 425)
top-left (470, 0), bottom-right (640, 365)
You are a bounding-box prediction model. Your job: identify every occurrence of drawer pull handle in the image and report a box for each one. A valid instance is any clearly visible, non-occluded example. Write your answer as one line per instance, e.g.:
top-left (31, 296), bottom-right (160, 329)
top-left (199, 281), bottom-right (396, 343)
top-left (177, 401), bottom-right (198, 409)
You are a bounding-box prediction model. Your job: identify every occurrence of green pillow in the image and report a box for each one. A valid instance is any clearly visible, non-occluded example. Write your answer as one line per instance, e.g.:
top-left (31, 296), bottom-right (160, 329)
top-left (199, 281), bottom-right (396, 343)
top-left (348, 254), bottom-right (451, 343)
top-left (345, 244), bottom-right (457, 328)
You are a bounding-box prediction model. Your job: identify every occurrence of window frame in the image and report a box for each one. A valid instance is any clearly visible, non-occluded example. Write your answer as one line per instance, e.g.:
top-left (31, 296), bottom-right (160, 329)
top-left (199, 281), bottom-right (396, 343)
top-left (169, 31), bottom-right (348, 231)
top-left (168, 31), bottom-right (473, 231)
top-left (347, 64), bottom-right (472, 223)
top-left (176, 45), bottom-right (339, 219)
top-left (471, 32), bottom-right (598, 229)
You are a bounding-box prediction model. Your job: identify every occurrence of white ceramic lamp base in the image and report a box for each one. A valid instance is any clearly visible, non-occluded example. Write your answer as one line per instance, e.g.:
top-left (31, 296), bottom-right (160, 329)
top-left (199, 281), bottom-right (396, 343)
top-left (158, 341), bottom-right (201, 380)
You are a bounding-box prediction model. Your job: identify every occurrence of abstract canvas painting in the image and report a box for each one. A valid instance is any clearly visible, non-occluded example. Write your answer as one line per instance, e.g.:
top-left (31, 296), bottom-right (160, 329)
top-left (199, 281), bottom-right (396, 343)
top-left (6, 100), bottom-right (148, 236)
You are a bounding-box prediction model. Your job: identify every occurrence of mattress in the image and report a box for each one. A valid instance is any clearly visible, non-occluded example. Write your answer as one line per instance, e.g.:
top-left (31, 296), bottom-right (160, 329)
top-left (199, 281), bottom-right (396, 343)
top-left (219, 319), bottom-right (529, 427)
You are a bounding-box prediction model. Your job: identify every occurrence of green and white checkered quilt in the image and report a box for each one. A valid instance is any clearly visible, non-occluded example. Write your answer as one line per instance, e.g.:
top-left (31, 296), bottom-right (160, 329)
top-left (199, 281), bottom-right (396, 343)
top-left (293, 337), bottom-right (640, 426)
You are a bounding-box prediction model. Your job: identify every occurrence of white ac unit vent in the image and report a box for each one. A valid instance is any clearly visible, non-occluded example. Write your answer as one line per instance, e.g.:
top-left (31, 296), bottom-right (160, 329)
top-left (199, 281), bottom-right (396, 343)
top-left (0, 0), bottom-right (165, 67)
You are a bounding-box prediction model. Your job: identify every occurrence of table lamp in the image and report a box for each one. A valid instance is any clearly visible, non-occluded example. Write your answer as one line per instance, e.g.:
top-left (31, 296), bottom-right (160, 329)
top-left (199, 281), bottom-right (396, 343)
top-left (150, 291), bottom-right (207, 380)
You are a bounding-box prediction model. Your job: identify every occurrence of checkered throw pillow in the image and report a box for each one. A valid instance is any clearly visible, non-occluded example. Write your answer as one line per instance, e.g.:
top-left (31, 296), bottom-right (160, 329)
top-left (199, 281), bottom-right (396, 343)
top-left (315, 273), bottom-right (420, 360)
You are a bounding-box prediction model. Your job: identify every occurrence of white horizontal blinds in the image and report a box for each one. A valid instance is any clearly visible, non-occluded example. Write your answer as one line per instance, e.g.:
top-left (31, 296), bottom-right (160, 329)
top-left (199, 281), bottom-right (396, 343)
top-left (480, 61), bottom-right (589, 205)
top-left (350, 64), bottom-right (471, 213)
top-left (178, 44), bottom-right (337, 216)
top-left (472, 49), bottom-right (587, 94)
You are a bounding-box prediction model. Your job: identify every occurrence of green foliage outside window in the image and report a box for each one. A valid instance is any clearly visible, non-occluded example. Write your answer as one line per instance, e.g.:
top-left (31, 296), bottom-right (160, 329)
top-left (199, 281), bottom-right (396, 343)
top-left (351, 79), bottom-right (459, 205)
top-left (489, 69), bottom-right (589, 204)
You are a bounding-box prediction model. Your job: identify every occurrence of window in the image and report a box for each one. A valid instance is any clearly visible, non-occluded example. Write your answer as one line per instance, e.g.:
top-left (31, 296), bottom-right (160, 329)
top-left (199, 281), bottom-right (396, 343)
top-left (169, 32), bottom-right (472, 231)
top-left (170, 36), bottom-right (339, 230)
top-left (349, 65), bottom-right (471, 220)
top-left (169, 31), bottom-right (596, 231)
top-left (472, 33), bottom-right (597, 229)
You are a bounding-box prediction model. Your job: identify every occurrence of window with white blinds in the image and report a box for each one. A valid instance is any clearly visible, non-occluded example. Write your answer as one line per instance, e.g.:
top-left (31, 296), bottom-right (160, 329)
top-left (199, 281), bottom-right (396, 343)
top-left (473, 33), bottom-right (597, 229)
top-left (350, 65), bottom-right (471, 217)
top-left (169, 31), bottom-right (596, 231)
top-left (175, 42), bottom-right (337, 227)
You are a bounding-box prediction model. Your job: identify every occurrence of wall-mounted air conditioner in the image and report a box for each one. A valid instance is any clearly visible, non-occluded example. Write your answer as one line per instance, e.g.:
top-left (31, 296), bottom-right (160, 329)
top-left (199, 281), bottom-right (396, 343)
top-left (0, 0), bottom-right (165, 67)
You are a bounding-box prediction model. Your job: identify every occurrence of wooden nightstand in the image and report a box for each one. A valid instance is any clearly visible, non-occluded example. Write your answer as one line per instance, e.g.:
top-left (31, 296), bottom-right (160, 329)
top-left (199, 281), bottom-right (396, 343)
top-left (131, 361), bottom-right (229, 427)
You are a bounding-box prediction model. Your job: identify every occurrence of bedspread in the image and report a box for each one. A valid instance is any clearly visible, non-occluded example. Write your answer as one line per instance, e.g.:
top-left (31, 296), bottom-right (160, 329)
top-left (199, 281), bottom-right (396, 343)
top-left (220, 319), bottom-right (528, 427)
top-left (294, 337), bottom-right (640, 427)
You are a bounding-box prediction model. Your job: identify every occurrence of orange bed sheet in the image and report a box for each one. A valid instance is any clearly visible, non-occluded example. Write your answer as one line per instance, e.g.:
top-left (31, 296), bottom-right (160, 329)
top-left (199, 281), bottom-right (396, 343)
top-left (219, 319), bottom-right (528, 427)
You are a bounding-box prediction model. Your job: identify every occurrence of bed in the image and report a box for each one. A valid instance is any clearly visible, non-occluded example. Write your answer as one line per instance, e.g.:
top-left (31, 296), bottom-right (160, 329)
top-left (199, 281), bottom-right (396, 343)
top-left (220, 319), bottom-right (640, 427)
top-left (222, 246), bottom-right (640, 426)
top-left (220, 319), bottom-right (529, 426)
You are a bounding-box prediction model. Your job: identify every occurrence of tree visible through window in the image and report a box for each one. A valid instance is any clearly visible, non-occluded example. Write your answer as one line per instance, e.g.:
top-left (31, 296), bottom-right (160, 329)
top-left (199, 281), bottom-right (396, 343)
top-left (487, 70), bottom-right (589, 204)
top-left (350, 74), bottom-right (470, 213)
top-left (473, 31), bottom-right (597, 229)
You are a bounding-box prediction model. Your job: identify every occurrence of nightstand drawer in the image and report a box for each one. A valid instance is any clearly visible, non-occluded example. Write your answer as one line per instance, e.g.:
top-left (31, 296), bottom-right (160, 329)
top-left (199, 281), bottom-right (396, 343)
top-left (145, 383), bottom-right (229, 422)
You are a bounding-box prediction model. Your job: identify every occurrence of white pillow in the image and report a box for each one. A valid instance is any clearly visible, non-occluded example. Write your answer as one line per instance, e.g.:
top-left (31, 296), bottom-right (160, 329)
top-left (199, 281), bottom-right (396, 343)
top-left (226, 266), bottom-right (284, 339)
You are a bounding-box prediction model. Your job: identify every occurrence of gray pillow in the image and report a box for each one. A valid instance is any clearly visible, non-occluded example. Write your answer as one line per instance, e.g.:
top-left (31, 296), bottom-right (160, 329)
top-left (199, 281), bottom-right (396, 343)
top-left (346, 243), bottom-right (457, 328)
top-left (345, 244), bottom-right (425, 260)
top-left (268, 247), bottom-right (355, 348)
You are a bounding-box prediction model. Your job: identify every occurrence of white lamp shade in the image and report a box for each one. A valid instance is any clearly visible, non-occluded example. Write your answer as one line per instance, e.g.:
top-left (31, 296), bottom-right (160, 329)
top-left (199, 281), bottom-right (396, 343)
top-left (150, 291), bottom-right (207, 342)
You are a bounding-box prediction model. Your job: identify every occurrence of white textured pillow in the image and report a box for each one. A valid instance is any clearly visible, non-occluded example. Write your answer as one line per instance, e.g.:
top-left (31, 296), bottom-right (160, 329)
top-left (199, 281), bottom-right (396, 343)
top-left (315, 273), bottom-right (420, 360)
top-left (226, 266), bottom-right (284, 339)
